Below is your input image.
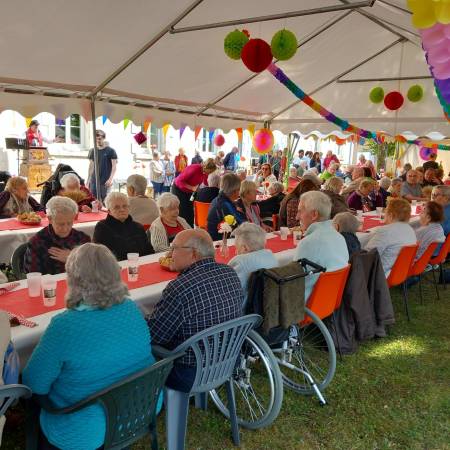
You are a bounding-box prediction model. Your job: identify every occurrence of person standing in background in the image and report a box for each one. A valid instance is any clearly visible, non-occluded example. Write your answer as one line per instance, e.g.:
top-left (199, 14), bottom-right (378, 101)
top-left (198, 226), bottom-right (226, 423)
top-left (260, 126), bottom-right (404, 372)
top-left (191, 150), bottom-right (203, 164)
top-left (215, 150), bottom-right (225, 169)
top-left (26, 120), bottom-right (52, 147)
top-left (162, 151), bottom-right (175, 192)
top-left (87, 130), bottom-right (117, 202)
top-left (223, 147), bottom-right (239, 172)
top-left (175, 148), bottom-right (188, 177)
top-left (149, 152), bottom-right (164, 199)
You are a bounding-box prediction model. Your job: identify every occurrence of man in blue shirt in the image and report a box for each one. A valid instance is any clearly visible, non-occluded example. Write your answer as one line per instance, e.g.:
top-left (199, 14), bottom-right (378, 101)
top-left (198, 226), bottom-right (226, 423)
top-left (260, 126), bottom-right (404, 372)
top-left (223, 147), bottom-right (239, 171)
top-left (87, 130), bottom-right (118, 202)
top-left (147, 229), bottom-right (243, 392)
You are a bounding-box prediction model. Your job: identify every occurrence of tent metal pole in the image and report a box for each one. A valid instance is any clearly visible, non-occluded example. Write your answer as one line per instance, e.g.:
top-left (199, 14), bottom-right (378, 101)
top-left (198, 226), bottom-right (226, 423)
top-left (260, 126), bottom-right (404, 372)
top-left (196, 10), bottom-right (353, 116)
top-left (90, 0), bottom-right (204, 96)
top-left (170, 1), bottom-right (375, 33)
top-left (89, 97), bottom-right (102, 202)
top-left (268, 38), bottom-right (404, 121)
top-left (337, 75), bottom-right (432, 83)
top-left (376, 0), bottom-right (412, 15)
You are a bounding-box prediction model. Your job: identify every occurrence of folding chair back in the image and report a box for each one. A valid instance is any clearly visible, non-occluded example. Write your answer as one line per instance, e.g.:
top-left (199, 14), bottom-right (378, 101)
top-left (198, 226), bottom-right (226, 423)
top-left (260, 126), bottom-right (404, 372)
top-left (387, 244), bottom-right (419, 288)
top-left (11, 242), bottom-right (28, 280)
top-left (301, 265), bottom-right (351, 327)
top-left (193, 201), bottom-right (211, 229)
top-left (409, 242), bottom-right (439, 277)
top-left (429, 234), bottom-right (450, 266)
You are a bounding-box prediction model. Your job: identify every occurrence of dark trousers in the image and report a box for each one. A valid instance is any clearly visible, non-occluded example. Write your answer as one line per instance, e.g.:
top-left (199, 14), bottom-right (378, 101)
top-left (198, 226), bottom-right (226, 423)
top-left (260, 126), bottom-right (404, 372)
top-left (166, 365), bottom-right (196, 393)
top-left (171, 184), bottom-right (194, 227)
top-left (89, 182), bottom-right (108, 202)
top-left (152, 181), bottom-right (164, 197)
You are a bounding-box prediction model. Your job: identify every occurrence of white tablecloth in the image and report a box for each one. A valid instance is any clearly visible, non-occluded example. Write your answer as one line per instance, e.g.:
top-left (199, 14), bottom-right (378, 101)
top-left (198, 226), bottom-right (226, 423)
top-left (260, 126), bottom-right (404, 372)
top-left (5, 236), bottom-right (295, 367)
top-left (0, 220), bottom-right (99, 264)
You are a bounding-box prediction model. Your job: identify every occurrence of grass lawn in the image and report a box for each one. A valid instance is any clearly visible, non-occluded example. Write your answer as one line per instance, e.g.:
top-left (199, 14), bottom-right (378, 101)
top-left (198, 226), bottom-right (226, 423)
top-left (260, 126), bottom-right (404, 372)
top-left (3, 273), bottom-right (450, 450)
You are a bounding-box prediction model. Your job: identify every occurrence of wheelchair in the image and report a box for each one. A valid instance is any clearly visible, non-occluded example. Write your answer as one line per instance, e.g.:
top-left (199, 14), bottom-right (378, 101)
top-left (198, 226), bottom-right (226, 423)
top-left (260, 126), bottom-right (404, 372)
top-left (209, 259), bottom-right (337, 429)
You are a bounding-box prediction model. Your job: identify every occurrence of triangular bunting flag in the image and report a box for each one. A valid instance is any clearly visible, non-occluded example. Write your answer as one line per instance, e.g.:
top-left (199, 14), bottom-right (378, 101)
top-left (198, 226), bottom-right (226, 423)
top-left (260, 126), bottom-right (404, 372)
top-left (26, 117), bottom-right (32, 128)
top-left (179, 124), bottom-right (187, 139)
top-left (143, 120), bottom-right (151, 133)
top-left (102, 115), bottom-right (108, 125)
top-left (162, 124), bottom-right (170, 138)
top-left (247, 124), bottom-right (255, 139)
top-left (236, 128), bottom-right (243, 143)
top-left (124, 118), bottom-right (130, 130)
top-left (208, 129), bottom-right (215, 143)
top-left (194, 126), bottom-right (202, 140)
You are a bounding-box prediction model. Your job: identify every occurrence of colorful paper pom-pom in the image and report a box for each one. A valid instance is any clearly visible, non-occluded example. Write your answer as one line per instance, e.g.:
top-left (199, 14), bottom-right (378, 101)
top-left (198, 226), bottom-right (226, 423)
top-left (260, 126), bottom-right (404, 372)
top-left (271, 29), bottom-right (298, 61)
top-left (214, 134), bottom-right (225, 146)
top-left (407, 84), bottom-right (424, 102)
top-left (384, 91), bottom-right (404, 110)
top-left (252, 128), bottom-right (274, 154)
top-left (134, 132), bottom-right (147, 145)
top-left (419, 145), bottom-right (437, 161)
top-left (224, 30), bottom-right (249, 60)
top-left (369, 87), bottom-right (385, 104)
top-left (241, 39), bottom-right (273, 73)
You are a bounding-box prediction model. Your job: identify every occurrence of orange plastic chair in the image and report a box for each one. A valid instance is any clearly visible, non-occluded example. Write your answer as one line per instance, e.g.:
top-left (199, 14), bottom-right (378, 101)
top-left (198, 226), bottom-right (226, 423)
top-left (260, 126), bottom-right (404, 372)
top-left (386, 244), bottom-right (419, 321)
top-left (407, 242), bottom-right (439, 303)
top-left (428, 234), bottom-right (450, 298)
top-left (142, 224), bottom-right (151, 231)
top-left (194, 201), bottom-right (211, 230)
top-left (300, 265), bottom-right (351, 357)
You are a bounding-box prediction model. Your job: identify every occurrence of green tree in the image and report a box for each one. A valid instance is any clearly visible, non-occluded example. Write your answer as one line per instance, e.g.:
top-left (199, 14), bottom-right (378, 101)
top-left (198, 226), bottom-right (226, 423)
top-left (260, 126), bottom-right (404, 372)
top-left (363, 139), bottom-right (396, 169)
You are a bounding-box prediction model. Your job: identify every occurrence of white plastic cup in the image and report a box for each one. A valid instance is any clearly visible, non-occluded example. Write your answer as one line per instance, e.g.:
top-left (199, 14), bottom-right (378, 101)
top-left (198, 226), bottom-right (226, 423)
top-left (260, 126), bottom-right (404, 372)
top-left (280, 227), bottom-right (289, 241)
top-left (357, 210), bottom-right (363, 219)
top-left (412, 200), bottom-right (417, 215)
top-left (127, 253), bottom-right (139, 282)
top-left (376, 206), bottom-right (383, 218)
top-left (293, 230), bottom-right (302, 243)
top-left (41, 275), bottom-right (57, 307)
top-left (91, 201), bottom-right (99, 213)
top-left (26, 272), bottom-right (42, 297)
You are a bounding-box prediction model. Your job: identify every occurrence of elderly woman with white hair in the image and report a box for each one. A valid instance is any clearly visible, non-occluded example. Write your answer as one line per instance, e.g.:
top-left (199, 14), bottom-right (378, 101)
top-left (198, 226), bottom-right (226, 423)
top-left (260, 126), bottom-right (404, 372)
top-left (23, 243), bottom-right (157, 450)
top-left (126, 174), bottom-right (159, 226)
top-left (229, 223), bottom-right (278, 305)
top-left (93, 192), bottom-right (153, 260)
top-left (236, 180), bottom-right (270, 229)
top-left (258, 181), bottom-right (285, 219)
top-left (58, 173), bottom-right (96, 212)
top-left (333, 211), bottom-right (361, 257)
top-left (196, 171), bottom-right (221, 203)
top-left (378, 176), bottom-right (391, 207)
top-left (149, 192), bottom-right (191, 253)
top-left (23, 196), bottom-right (90, 275)
top-left (294, 191), bottom-right (349, 301)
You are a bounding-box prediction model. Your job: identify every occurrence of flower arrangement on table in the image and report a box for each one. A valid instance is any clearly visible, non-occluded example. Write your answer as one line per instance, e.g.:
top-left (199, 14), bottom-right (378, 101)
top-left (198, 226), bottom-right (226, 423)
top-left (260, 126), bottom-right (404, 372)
top-left (217, 214), bottom-right (237, 257)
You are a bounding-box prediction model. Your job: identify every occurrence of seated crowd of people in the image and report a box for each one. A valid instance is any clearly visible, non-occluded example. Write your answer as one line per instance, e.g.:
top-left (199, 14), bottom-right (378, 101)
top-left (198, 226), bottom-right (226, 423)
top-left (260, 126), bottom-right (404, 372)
top-left (2, 149), bottom-right (450, 449)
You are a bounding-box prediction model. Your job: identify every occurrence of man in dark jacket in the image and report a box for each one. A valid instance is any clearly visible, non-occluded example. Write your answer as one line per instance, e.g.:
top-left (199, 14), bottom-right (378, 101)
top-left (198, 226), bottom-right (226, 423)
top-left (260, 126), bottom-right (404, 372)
top-left (93, 192), bottom-right (153, 260)
top-left (223, 147), bottom-right (239, 172)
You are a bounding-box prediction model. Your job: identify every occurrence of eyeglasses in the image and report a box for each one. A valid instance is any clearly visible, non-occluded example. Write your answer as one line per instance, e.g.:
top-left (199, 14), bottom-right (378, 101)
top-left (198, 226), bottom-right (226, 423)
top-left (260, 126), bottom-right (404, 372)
top-left (96, 133), bottom-right (105, 138)
top-left (168, 245), bottom-right (195, 252)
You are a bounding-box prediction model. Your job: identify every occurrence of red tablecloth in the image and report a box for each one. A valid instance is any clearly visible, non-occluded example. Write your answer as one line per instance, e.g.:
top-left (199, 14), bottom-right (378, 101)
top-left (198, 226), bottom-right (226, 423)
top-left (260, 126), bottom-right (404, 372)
top-left (362, 217), bottom-right (385, 231)
top-left (0, 212), bottom-right (107, 232)
top-left (0, 236), bottom-right (297, 319)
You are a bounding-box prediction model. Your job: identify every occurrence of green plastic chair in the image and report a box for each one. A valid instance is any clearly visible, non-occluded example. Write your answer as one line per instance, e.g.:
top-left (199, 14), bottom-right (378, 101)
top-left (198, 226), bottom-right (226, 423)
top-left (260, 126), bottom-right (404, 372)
top-left (153, 314), bottom-right (262, 450)
top-left (11, 242), bottom-right (28, 280)
top-left (27, 355), bottom-right (181, 450)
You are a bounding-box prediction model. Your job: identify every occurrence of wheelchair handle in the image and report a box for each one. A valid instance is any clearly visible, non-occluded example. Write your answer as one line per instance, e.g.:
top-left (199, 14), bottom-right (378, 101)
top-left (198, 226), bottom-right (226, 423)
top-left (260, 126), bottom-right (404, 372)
top-left (297, 258), bottom-right (326, 274)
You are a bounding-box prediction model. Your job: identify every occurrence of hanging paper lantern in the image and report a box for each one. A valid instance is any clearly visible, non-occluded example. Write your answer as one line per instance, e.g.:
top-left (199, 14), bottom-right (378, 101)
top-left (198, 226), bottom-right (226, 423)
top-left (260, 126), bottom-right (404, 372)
top-left (408, 0), bottom-right (450, 29)
top-left (419, 145), bottom-right (438, 160)
top-left (369, 87), bottom-right (385, 104)
top-left (224, 30), bottom-right (249, 60)
top-left (214, 134), bottom-right (225, 146)
top-left (384, 91), bottom-right (404, 110)
top-left (134, 132), bottom-right (147, 145)
top-left (252, 128), bottom-right (274, 154)
top-left (241, 39), bottom-right (273, 73)
top-left (407, 84), bottom-right (424, 102)
top-left (271, 29), bottom-right (298, 61)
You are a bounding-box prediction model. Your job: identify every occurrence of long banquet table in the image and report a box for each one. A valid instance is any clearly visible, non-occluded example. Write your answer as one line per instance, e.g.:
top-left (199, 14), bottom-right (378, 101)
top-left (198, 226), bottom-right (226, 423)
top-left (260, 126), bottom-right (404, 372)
top-left (0, 211), bottom-right (107, 264)
top-left (1, 213), bottom-right (420, 368)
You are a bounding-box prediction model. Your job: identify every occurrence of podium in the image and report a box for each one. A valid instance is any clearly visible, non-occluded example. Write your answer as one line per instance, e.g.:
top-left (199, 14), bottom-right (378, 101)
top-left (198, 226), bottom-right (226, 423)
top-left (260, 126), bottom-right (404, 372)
top-left (5, 138), bottom-right (52, 190)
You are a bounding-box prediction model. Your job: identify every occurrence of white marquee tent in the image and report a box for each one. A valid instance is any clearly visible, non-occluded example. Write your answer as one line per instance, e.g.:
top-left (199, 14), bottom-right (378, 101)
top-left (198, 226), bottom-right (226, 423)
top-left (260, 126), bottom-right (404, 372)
top-left (0, 0), bottom-right (449, 139)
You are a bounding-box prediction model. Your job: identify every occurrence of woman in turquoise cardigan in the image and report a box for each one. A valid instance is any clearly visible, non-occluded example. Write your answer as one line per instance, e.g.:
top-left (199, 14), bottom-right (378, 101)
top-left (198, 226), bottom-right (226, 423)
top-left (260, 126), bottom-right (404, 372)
top-left (23, 243), bottom-right (157, 450)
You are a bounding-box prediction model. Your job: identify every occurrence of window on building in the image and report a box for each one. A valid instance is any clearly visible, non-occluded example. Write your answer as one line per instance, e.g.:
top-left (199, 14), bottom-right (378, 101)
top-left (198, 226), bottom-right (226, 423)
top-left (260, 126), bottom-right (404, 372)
top-left (55, 114), bottom-right (81, 144)
top-left (200, 128), bottom-right (209, 153)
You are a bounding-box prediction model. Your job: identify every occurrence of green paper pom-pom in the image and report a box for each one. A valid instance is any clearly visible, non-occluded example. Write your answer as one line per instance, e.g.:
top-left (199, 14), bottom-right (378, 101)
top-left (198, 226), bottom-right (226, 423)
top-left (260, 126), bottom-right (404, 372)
top-left (271, 29), bottom-right (298, 61)
top-left (407, 84), bottom-right (424, 102)
top-left (224, 30), bottom-right (249, 60)
top-left (369, 87), bottom-right (384, 104)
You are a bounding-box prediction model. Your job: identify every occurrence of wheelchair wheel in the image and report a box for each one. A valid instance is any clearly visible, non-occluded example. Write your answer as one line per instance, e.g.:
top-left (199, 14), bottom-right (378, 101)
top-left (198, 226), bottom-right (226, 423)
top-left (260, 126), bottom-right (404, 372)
top-left (272, 307), bottom-right (336, 395)
top-left (209, 329), bottom-right (283, 430)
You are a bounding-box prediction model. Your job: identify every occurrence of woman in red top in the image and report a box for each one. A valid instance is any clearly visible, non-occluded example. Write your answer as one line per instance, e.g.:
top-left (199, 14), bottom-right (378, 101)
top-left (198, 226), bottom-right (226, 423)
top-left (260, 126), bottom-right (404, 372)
top-left (323, 150), bottom-right (339, 169)
top-left (174, 148), bottom-right (188, 177)
top-left (171, 158), bottom-right (217, 226)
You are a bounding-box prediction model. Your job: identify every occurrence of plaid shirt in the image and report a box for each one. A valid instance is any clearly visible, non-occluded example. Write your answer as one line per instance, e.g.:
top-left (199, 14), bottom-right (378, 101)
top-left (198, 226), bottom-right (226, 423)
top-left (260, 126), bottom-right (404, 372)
top-left (147, 258), bottom-right (243, 366)
top-left (23, 225), bottom-right (90, 275)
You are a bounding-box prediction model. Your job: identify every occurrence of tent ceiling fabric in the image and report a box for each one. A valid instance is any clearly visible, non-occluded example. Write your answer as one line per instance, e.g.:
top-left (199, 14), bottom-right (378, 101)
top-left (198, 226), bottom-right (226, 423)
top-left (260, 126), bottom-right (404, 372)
top-left (0, 0), bottom-right (448, 135)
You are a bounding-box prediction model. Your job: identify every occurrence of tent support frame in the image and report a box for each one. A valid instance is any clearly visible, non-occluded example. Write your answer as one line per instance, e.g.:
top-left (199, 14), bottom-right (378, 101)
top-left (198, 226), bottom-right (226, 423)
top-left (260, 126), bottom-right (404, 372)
top-left (337, 75), bottom-right (432, 83)
top-left (170, 1), bottom-right (375, 33)
top-left (89, 97), bottom-right (102, 202)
